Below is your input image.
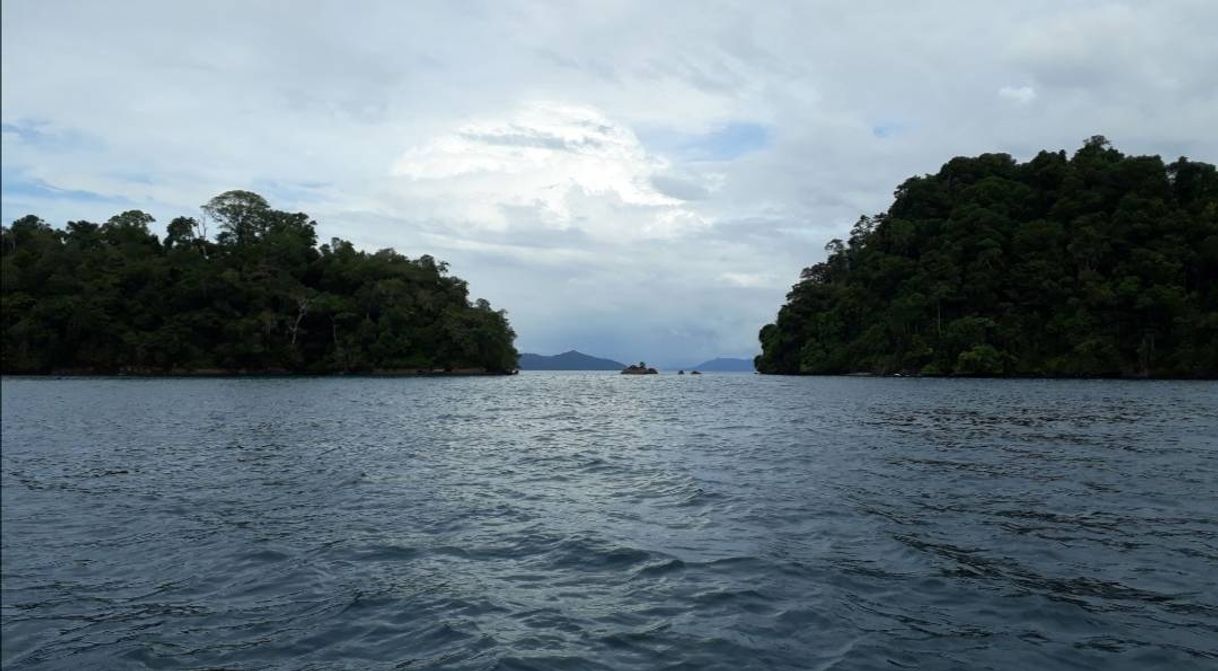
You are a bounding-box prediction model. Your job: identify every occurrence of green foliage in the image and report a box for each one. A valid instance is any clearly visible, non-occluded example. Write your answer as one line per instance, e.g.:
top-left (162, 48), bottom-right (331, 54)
top-left (756, 138), bottom-right (1218, 378)
top-left (1, 191), bottom-right (518, 374)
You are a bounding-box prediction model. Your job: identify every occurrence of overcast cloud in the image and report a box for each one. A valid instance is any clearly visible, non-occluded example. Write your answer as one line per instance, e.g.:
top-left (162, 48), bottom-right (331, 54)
top-left (3, 0), bottom-right (1216, 366)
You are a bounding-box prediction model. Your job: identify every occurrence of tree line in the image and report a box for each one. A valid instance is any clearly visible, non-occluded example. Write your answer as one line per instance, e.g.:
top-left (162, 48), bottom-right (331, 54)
top-left (1, 190), bottom-right (518, 374)
top-left (757, 137), bottom-right (1218, 377)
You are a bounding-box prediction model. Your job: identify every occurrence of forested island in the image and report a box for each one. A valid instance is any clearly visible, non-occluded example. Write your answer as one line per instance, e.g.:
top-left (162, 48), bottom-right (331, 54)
top-left (1, 191), bottom-right (518, 374)
top-left (757, 137), bottom-right (1218, 377)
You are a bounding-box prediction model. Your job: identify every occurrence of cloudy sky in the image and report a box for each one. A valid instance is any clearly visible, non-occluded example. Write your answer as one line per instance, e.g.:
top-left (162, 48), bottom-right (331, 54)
top-left (3, 1), bottom-right (1216, 366)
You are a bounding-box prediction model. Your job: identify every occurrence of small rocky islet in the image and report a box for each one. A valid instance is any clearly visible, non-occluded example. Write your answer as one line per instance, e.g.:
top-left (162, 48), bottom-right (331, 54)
top-left (621, 362), bottom-right (658, 375)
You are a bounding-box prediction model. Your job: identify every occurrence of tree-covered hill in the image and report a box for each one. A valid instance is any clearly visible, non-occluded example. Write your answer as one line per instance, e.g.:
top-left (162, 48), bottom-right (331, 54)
top-left (757, 137), bottom-right (1218, 377)
top-left (1, 191), bottom-right (518, 374)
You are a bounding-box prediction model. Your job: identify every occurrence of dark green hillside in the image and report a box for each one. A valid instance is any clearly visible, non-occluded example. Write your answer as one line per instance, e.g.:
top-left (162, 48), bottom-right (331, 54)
top-left (1, 190), bottom-right (518, 374)
top-left (757, 137), bottom-right (1218, 377)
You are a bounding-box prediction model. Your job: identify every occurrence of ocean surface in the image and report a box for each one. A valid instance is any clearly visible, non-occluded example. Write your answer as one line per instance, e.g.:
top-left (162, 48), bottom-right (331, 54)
top-left (2, 374), bottom-right (1216, 670)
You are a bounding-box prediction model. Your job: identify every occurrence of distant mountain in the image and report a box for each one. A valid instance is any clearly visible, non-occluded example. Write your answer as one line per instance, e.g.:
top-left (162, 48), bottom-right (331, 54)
top-left (518, 350), bottom-right (626, 370)
top-left (691, 357), bottom-right (757, 372)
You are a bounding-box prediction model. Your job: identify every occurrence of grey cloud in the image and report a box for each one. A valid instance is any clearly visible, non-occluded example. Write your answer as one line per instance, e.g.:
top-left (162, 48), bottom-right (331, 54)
top-left (649, 174), bottom-right (710, 201)
top-left (459, 129), bottom-right (609, 153)
top-left (460, 131), bottom-right (574, 151)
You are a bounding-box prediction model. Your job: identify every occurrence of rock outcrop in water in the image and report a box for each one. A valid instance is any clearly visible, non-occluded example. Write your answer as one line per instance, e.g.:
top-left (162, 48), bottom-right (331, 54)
top-left (756, 137), bottom-right (1218, 378)
top-left (621, 362), bottom-right (658, 375)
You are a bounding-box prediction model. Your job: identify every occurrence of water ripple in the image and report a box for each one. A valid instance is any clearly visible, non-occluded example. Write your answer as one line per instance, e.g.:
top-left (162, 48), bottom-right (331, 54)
top-left (2, 374), bottom-right (1217, 669)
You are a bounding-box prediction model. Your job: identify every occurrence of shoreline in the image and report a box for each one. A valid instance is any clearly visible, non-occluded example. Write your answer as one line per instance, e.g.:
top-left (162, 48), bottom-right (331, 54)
top-left (1, 368), bottom-right (517, 378)
top-left (757, 371), bottom-right (1217, 381)
top-left (4, 371), bottom-right (1210, 380)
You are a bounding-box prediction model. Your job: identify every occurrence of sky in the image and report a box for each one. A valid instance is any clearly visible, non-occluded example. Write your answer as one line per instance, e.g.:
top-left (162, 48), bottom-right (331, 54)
top-left (3, 1), bottom-right (1216, 367)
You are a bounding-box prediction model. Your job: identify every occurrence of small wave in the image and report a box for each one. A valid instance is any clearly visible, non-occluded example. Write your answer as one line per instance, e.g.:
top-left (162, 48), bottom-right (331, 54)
top-left (633, 558), bottom-right (686, 577)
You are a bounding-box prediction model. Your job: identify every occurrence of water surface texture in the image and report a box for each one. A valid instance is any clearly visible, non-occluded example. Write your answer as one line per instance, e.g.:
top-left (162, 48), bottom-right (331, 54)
top-left (3, 375), bottom-right (1217, 669)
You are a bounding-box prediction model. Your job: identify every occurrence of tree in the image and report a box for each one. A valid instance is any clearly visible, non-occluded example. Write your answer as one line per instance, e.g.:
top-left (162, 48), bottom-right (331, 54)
top-left (203, 190), bottom-right (271, 246)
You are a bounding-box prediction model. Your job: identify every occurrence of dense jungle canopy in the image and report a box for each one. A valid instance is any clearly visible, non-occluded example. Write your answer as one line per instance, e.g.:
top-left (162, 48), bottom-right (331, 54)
top-left (1, 190), bottom-right (518, 374)
top-left (757, 137), bottom-right (1218, 377)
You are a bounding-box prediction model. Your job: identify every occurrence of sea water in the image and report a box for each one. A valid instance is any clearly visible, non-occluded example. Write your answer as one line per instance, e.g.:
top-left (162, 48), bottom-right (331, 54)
top-left (2, 374), bottom-right (1216, 669)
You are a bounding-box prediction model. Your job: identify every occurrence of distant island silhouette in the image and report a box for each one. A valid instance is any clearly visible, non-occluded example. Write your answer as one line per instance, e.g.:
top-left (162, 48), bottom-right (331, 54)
top-left (517, 350), bottom-right (625, 370)
top-left (691, 357), bottom-right (757, 372)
